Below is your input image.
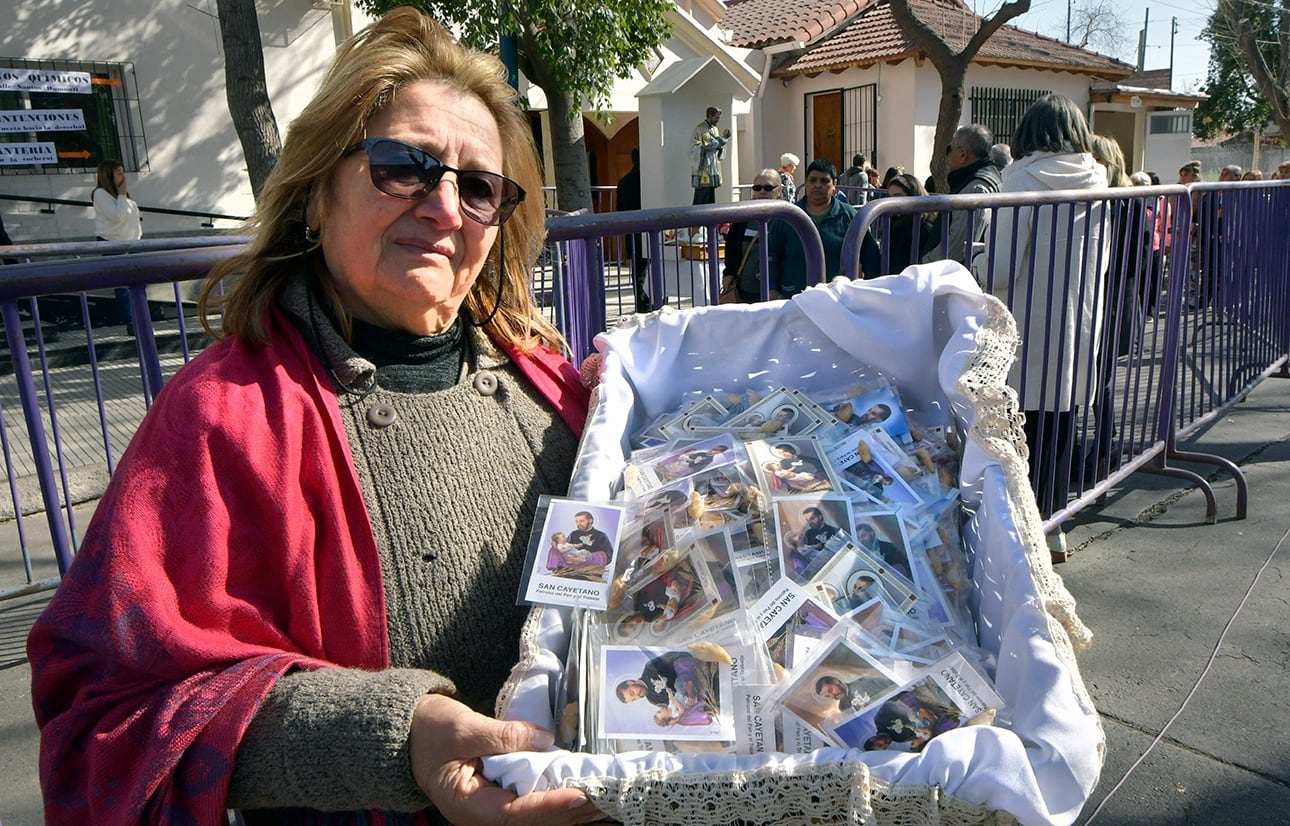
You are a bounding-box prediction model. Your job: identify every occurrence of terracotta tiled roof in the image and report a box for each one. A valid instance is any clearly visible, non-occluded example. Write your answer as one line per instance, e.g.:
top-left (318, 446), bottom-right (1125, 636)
top-left (726, 0), bottom-right (1134, 79)
top-left (722, 0), bottom-right (869, 49)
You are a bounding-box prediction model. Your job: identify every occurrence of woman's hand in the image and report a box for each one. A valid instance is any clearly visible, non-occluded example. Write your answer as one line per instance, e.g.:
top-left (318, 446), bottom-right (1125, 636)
top-left (409, 693), bottom-right (604, 826)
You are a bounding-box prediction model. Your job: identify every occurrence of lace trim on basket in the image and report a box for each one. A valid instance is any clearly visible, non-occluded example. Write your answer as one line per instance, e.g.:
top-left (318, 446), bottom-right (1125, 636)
top-left (954, 293), bottom-right (1100, 724)
top-left (567, 760), bottom-right (1020, 826)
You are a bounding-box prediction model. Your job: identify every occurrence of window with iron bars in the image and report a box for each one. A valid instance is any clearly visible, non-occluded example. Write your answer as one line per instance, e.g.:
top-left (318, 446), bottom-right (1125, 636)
top-left (0, 56), bottom-right (148, 176)
top-left (970, 87), bottom-right (1051, 146)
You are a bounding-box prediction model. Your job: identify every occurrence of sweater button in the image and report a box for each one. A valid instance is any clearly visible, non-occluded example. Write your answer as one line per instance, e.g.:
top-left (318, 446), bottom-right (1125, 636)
top-left (473, 371), bottom-right (499, 396)
top-left (366, 403), bottom-right (398, 429)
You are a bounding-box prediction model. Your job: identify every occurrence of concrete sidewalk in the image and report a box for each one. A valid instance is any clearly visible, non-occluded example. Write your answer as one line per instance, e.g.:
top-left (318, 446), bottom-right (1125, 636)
top-left (1, 375), bottom-right (1287, 824)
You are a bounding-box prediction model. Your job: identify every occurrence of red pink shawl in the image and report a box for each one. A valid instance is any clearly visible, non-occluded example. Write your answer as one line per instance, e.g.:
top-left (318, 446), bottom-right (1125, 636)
top-left (26, 308), bottom-right (589, 824)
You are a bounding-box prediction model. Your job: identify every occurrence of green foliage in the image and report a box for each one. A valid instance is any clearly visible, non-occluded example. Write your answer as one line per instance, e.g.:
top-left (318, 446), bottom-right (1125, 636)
top-left (1196, 4), bottom-right (1280, 141)
top-left (354, 0), bottom-right (673, 112)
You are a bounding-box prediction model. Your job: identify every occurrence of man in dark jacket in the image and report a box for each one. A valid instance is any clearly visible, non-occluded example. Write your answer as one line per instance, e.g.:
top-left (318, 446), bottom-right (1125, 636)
top-left (923, 124), bottom-right (1002, 265)
top-left (616, 147), bottom-right (650, 312)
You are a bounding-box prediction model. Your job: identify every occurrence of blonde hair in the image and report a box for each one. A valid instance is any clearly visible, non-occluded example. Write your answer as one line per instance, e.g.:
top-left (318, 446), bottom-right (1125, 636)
top-left (1091, 135), bottom-right (1131, 188)
top-left (200, 8), bottom-right (558, 352)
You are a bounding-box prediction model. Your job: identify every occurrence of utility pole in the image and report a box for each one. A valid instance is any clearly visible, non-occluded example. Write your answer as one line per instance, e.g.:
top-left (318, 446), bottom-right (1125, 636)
top-left (1169, 17), bottom-right (1178, 89)
top-left (1138, 8), bottom-right (1150, 71)
top-left (1066, 0), bottom-right (1072, 43)
top-left (500, 0), bottom-right (519, 90)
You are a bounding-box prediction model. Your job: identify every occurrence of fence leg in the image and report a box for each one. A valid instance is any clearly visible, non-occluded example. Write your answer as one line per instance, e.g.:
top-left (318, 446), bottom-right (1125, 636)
top-left (1162, 447), bottom-right (1247, 521)
top-left (1142, 459), bottom-right (1219, 524)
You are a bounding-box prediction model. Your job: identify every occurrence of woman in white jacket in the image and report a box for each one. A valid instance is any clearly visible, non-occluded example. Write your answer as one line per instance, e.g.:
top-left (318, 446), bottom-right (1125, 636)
top-left (92, 160), bottom-right (142, 243)
top-left (91, 160), bottom-right (143, 332)
top-left (973, 94), bottom-right (1109, 523)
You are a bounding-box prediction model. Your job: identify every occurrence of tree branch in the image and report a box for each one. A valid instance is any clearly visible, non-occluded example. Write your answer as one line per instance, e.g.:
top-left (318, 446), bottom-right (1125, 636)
top-left (1221, 0), bottom-right (1290, 133)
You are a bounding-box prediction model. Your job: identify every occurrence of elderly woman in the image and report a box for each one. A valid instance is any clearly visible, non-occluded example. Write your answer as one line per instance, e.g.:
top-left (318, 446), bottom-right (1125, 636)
top-left (777, 152), bottom-right (799, 203)
top-left (972, 93), bottom-right (1109, 536)
top-left (722, 168), bottom-right (781, 302)
top-left (28, 10), bottom-right (602, 826)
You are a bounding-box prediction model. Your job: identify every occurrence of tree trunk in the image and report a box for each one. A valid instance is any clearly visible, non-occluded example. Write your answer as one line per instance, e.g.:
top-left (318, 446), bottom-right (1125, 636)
top-left (216, 0), bottom-right (282, 201)
top-left (930, 63), bottom-right (968, 193)
top-left (887, 0), bottom-right (1030, 191)
top-left (544, 88), bottom-right (593, 214)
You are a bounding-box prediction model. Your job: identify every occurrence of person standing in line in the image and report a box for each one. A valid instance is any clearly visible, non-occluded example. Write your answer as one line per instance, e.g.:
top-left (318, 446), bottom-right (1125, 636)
top-left (722, 168), bottom-right (781, 302)
top-left (922, 124), bottom-right (1000, 266)
top-left (615, 146), bottom-right (651, 312)
top-left (839, 154), bottom-right (867, 190)
top-left (971, 94), bottom-right (1109, 545)
top-left (691, 106), bottom-right (730, 205)
top-left (92, 159), bottom-right (143, 333)
top-left (766, 158), bottom-right (879, 297)
top-left (777, 153), bottom-right (800, 203)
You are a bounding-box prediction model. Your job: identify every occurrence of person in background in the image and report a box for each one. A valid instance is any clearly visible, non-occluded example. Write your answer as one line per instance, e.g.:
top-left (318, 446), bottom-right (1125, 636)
top-left (92, 159), bottom-right (143, 333)
top-left (1086, 134), bottom-right (1148, 485)
top-left (1274, 161), bottom-right (1290, 179)
top-left (990, 144), bottom-right (1012, 170)
top-left (0, 212), bottom-right (17, 265)
top-left (880, 166), bottom-right (903, 189)
top-left (29, 9), bottom-right (602, 825)
top-left (1178, 160), bottom-right (1202, 184)
top-left (766, 158), bottom-right (878, 297)
top-left (778, 152), bottom-right (800, 204)
top-left (881, 172), bottom-right (937, 275)
top-left (923, 124), bottom-right (1000, 266)
top-left (971, 93), bottom-right (1109, 551)
top-left (1218, 164), bottom-right (1242, 182)
top-left (691, 106), bottom-right (730, 205)
top-left (839, 153), bottom-right (867, 189)
top-left (1242, 169), bottom-right (1264, 181)
top-left (615, 146), bottom-right (651, 312)
top-left (723, 168), bottom-right (782, 302)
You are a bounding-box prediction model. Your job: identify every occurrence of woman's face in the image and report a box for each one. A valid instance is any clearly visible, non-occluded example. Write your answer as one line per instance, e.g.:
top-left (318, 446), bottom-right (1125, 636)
top-left (317, 80), bottom-right (502, 335)
top-left (751, 174), bottom-right (779, 200)
top-left (112, 167), bottom-right (126, 190)
top-left (805, 169), bottom-right (836, 211)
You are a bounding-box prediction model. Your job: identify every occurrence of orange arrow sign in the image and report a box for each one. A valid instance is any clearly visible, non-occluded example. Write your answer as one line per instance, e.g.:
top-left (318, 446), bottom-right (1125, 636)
top-left (90, 77), bottom-right (122, 87)
top-left (58, 149), bottom-right (91, 159)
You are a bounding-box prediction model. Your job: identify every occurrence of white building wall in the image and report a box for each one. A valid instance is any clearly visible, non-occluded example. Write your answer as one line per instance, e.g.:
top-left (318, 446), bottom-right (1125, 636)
top-left (2, 0), bottom-right (369, 243)
top-left (750, 61), bottom-right (1099, 189)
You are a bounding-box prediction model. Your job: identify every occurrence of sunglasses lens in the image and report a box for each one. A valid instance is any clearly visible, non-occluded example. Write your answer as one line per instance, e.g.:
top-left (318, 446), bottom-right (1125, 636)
top-left (359, 138), bottom-right (525, 225)
top-left (459, 172), bottom-right (522, 225)
top-left (367, 140), bottom-right (438, 198)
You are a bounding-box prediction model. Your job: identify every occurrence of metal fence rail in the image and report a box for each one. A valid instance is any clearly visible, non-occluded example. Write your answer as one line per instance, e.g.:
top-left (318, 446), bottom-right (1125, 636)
top-left (846, 181), bottom-right (1290, 536)
top-left (0, 206), bottom-right (826, 595)
top-left (3, 181), bottom-right (1286, 595)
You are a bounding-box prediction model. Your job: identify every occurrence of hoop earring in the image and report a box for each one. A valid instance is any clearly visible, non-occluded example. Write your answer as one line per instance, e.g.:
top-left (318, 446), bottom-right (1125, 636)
top-left (300, 183), bottom-right (321, 252)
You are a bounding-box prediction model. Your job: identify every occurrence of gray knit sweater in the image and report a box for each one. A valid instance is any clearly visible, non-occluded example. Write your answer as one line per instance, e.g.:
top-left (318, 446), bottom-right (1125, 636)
top-left (226, 278), bottom-right (579, 816)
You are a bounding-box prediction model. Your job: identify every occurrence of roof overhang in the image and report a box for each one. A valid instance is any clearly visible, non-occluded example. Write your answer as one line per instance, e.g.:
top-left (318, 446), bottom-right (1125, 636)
top-left (1088, 82), bottom-right (1207, 108)
top-left (637, 55), bottom-right (756, 100)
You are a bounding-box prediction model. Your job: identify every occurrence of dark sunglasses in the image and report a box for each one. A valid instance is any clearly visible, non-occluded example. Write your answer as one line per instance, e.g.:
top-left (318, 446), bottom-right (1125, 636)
top-left (343, 137), bottom-right (525, 226)
top-left (750, 184), bottom-right (779, 192)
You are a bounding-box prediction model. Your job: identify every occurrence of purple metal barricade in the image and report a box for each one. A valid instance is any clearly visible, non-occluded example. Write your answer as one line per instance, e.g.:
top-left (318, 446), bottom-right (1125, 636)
top-left (545, 201), bottom-right (826, 363)
top-left (846, 182), bottom-right (1290, 536)
top-left (9, 182), bottom-right (1282, 593)
top-left (0, 241), bottom-right (243, 588)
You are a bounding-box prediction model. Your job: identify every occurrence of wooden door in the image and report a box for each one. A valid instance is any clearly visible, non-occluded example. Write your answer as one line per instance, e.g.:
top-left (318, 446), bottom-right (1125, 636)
top-left (812, 91), bottom-right (844, 170)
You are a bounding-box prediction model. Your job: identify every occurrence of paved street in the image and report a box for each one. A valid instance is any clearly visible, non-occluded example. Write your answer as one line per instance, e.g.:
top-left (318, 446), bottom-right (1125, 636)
top-left (0, 339), bottom-right (1287, 824)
